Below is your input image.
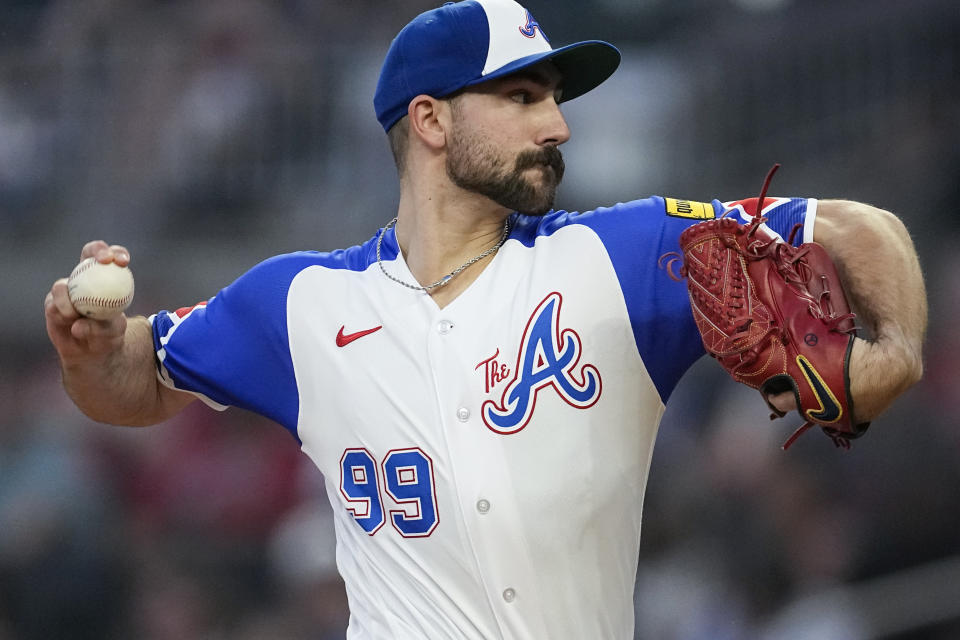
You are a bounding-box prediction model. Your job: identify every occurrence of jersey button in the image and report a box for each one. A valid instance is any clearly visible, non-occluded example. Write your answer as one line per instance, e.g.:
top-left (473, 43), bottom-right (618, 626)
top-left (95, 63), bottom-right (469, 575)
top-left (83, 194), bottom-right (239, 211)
top-left (456, 407), bottom-right (470, 422)
top-left (502, 588), bottom-right (516, 603)
top-left (476, 499), bottom-right (490, 514)
top-left (437, 320), bottom-right (454, 335)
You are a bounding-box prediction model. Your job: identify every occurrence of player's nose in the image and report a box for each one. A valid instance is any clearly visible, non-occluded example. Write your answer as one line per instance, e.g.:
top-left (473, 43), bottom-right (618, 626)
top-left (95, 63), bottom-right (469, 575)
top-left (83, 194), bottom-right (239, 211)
top-left (537, 101), bottom-right (571, 147)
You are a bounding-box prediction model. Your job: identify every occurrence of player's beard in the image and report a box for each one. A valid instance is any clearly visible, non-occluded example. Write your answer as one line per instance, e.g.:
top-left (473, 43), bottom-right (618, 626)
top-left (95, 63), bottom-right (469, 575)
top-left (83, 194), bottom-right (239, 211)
top-left (445, 128), bottom-right (565, 216)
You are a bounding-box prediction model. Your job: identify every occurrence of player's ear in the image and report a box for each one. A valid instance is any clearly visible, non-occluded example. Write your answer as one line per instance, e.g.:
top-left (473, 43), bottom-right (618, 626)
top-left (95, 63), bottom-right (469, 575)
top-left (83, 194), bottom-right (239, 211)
top-left (408, 95), bottom-right (447, 151)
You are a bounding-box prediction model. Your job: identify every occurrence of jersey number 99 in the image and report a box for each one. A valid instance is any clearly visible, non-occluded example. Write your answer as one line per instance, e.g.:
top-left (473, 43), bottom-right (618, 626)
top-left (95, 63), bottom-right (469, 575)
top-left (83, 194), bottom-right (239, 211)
top-left (339, 447), bottom-right (438, 537)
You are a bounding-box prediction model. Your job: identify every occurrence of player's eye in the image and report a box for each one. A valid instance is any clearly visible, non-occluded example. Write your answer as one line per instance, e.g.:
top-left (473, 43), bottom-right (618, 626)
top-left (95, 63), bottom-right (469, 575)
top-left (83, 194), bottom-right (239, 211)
top-left (509, 90), bottom-right (532, 104)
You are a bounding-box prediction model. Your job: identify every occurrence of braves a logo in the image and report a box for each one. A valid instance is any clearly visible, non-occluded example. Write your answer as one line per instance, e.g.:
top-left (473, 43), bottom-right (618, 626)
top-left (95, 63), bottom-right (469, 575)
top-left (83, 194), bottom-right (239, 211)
top-left (518, 9), bottom-right (547, 40)
top-left (479, 292), bottom-right (601, 434)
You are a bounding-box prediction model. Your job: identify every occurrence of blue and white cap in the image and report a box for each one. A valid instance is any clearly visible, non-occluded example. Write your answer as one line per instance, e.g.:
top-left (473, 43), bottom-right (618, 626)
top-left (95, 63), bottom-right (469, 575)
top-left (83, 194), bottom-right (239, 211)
top-left (374, 0), bottom-right (621, 132)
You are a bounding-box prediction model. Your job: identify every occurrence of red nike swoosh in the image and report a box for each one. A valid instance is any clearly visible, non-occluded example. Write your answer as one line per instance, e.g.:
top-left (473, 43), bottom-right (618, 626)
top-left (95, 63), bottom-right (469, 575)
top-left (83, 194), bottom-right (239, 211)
top-left (336, 325), bottom-right (383, 347)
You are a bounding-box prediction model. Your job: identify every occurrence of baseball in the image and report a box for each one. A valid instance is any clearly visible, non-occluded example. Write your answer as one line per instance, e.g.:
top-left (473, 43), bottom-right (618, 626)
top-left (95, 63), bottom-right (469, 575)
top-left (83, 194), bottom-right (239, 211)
top-left (67, 257), bottom-right (135, 319)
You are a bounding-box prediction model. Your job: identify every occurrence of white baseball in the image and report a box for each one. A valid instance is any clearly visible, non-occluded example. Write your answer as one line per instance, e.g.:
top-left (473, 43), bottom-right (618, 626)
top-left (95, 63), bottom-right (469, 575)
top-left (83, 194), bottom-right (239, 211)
top-left (67, 257), bottom-right (135, 319)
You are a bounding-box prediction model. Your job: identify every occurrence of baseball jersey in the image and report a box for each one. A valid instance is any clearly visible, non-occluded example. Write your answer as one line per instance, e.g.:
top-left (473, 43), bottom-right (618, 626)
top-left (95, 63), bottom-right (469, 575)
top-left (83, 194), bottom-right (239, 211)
top-left (150, 195), bottom-right (815, 639)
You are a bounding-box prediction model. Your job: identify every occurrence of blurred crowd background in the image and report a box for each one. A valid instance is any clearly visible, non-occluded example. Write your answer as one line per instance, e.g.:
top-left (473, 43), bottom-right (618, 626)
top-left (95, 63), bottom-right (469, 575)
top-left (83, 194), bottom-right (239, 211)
top-left (1, 0), bottom-right (958, 638)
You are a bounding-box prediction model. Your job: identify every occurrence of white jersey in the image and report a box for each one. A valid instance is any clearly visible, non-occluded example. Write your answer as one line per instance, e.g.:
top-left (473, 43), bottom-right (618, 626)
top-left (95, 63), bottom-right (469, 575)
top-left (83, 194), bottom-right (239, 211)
top-left (151, 195), bottom-right (815, 639)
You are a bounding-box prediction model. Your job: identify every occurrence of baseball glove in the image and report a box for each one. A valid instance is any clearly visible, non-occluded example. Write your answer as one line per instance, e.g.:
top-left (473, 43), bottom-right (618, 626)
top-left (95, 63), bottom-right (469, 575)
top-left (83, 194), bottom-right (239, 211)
top-left (660, 165), bottom-right (870, 449)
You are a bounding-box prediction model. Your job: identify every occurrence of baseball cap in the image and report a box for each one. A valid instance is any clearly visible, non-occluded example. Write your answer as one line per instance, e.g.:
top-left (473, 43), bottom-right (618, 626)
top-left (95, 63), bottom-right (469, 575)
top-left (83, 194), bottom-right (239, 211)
top-left (374, 0), bottom-right (621, 132)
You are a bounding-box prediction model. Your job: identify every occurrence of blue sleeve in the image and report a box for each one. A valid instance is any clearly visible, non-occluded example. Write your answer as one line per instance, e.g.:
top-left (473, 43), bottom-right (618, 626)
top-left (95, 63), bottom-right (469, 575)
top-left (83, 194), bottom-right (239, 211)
top-left (550, 195), bottom-right (813, 402)
top-left (150, 252), bottom-right (323, 439)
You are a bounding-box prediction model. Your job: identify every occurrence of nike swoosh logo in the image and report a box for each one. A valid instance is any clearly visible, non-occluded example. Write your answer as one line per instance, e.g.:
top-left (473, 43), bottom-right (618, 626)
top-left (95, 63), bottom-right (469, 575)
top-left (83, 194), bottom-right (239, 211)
top-left (336, 325), bottom-right (383, 347)
top-left (796, 355), bottom-right (842, 423)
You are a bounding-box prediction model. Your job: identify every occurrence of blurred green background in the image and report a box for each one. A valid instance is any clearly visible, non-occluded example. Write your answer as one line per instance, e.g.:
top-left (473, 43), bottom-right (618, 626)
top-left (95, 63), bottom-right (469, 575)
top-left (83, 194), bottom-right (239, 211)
top-left (1, 1), bottom-right (957, 638)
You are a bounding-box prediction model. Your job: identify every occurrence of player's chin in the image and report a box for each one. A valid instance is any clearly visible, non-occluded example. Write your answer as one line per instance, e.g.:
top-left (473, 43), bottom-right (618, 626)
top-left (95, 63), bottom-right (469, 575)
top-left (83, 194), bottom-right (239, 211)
top-left (533, 176), bottom-right (561, 213)
top-left (500, 169), bottom-right (561, 215)
top-left (515, 189), bottom-right (557, 216)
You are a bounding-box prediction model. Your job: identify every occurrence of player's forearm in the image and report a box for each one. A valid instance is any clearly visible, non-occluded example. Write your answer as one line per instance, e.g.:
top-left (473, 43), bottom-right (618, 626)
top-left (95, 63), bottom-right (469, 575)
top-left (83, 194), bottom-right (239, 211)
top-left (61, 316), bottom-right (183, 426)
top-left (814, 199), bottom-right (927, 419)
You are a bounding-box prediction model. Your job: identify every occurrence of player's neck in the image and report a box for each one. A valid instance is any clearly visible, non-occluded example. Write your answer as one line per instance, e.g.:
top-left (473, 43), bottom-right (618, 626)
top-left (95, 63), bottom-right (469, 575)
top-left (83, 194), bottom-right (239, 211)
top-left (394, 186), bottom-right (511, 308)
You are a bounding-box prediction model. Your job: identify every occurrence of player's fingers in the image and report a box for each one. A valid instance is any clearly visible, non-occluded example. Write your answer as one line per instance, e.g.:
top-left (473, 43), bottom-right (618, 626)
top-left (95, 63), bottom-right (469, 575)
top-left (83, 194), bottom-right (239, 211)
top-left (108, 245), bottom-right (131, 267)
top-left (72, 314), bottom-right (127, 350)
top-left (44, 291), bottom-right (69, 331)
top-left (72, 314), bottom-right (123, 336)
top-left (80, 240), bottom-right (129, 265)
top-left (766, 390), bottom-right (797, 414)
top-left (47, 278), bottom-right (80, 323)
top-left (81, 240), bottom-right (109, 261)
top-left (69, 317), bottom-right (91, 340)
top-left (45, 283), bottom-right (89, 361)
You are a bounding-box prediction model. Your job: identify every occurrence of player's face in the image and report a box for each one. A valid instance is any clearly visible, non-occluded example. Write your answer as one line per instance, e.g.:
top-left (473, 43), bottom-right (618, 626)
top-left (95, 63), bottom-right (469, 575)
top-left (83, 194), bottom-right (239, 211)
top-left (445, 64), bottom-right (569, 215)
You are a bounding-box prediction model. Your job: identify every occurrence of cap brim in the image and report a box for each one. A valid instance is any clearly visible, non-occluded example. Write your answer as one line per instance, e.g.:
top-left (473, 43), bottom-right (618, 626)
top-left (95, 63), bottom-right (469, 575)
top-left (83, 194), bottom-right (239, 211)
top-left (463, 40), bottom-right (621, 103)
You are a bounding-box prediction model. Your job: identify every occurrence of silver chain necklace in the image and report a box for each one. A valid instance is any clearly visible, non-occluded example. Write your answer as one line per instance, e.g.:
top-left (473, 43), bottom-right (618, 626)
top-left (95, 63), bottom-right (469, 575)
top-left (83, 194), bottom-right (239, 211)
top-left (376, 216), bottom-right (512, 291)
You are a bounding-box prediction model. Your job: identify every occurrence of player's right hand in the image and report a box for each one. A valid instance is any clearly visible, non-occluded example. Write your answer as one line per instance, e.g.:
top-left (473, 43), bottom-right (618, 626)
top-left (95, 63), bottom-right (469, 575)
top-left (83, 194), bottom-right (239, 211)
top-left (45, 241), bottom-right (131, 365)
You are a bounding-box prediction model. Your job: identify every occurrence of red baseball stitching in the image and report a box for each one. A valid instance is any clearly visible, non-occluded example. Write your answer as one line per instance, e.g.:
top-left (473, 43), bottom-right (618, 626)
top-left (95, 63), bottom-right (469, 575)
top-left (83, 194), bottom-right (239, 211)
top-left (70, 294), bottom-right (132, 308)
top-left (68, 258), bottom-right (133, 314)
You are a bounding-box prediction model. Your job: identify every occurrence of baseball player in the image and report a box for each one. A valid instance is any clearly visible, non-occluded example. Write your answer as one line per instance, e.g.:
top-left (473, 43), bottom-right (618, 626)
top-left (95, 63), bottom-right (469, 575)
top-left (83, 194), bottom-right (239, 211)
top-left (44, 1), bottom-right (926, 638)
